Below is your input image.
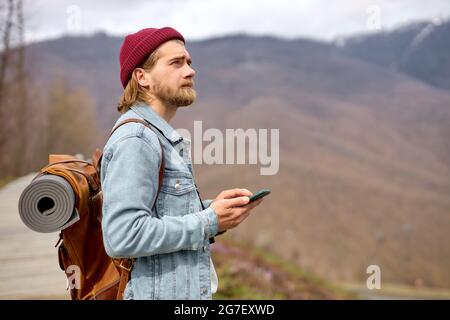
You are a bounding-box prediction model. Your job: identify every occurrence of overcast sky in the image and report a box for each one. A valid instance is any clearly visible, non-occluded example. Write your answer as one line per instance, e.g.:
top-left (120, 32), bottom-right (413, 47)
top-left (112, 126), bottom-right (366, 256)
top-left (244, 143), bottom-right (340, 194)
top-left (23, 0), bottom-right (450, 44)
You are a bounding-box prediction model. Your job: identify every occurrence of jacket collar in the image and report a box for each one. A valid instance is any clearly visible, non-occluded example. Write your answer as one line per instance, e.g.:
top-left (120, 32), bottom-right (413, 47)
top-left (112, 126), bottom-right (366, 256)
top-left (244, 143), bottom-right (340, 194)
top-left (130, 101), bottom-right (183, 145)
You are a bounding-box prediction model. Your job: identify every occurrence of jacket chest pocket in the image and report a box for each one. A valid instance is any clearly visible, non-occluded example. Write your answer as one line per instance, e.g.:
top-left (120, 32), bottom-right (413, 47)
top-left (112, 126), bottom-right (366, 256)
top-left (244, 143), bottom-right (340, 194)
top-left (156, 171), bottom-right (196, 217)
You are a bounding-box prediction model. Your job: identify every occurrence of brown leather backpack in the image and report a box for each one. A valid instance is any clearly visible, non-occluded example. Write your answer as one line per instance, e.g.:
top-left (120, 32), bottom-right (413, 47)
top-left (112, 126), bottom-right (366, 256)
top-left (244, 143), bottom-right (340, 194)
top-left (37, 118), bottom-right (164, 300)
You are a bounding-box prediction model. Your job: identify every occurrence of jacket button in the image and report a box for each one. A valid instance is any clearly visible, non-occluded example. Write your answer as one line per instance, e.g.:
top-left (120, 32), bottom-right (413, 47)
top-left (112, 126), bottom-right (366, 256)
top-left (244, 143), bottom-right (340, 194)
top-left (175, 180), bottom-right (181, 189)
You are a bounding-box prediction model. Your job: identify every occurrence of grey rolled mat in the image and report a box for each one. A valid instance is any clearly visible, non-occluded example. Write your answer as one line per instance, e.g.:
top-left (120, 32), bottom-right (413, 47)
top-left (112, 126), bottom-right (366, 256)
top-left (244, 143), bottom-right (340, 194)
top-left (18, 175), bottom-right (80, 233)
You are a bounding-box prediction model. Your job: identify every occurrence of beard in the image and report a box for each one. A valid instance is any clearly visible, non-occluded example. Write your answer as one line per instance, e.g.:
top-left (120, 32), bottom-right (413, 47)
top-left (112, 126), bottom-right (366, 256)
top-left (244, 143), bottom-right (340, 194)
top-left (152, 81), bottom-right (197, 107)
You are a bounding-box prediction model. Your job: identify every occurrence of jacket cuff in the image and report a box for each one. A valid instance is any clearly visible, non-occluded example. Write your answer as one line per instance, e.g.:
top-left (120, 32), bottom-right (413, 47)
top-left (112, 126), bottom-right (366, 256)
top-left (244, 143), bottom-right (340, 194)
top-left (197, 206), bottom-right (219, 239)
top-left (202, 199), bottom-right (213, 209)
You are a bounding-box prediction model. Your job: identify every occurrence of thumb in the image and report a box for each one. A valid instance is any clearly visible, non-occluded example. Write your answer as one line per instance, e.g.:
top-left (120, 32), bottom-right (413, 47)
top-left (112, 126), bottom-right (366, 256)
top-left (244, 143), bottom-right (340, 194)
top-left (224, 196), bottom-right (250, 208)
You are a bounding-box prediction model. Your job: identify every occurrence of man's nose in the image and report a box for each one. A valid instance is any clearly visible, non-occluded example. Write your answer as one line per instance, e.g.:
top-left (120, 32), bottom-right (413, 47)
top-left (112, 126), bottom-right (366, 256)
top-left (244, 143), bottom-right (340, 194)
top-left (185, 64), bottom-right (196, 78)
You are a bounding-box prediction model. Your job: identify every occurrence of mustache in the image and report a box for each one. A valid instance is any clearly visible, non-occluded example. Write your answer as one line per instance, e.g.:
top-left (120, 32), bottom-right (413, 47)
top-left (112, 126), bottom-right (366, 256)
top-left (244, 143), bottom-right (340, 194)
top-left (181, 81), bottom-right (195, 88)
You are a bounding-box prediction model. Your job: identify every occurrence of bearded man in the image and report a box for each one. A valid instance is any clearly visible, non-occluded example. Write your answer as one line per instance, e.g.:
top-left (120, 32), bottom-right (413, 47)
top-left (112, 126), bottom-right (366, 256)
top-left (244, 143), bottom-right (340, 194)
top-left (101, 27), bottom-right (263, 300)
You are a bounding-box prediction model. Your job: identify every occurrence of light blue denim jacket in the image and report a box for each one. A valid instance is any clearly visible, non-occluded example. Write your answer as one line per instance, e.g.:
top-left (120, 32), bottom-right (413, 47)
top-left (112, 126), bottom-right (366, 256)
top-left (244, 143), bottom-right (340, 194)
top-left (100, 101), bottom-right (219, 300)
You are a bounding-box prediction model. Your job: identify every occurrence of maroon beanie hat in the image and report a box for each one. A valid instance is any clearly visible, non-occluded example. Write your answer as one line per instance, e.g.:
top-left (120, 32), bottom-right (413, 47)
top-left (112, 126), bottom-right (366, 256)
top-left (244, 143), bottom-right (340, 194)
top-left (119, 27), bottom-right (185, 88)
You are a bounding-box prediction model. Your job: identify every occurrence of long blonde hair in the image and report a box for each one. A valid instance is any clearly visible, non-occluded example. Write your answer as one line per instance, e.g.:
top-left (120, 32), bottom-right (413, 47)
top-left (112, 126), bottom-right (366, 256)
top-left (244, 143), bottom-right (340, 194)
top-left (117, 50), bottom-right (160, 113)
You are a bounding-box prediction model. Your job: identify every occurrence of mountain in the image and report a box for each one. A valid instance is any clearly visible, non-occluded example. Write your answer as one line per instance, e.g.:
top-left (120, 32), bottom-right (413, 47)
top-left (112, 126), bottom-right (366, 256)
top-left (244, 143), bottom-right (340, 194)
top-left (23, 24), bottom-right (450, 289)
top-left (337, 19), bottom-right (450, 92)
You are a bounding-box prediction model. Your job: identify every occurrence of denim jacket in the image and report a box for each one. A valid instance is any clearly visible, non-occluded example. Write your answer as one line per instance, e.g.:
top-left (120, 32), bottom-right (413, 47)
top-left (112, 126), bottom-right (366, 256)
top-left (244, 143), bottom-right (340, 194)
top-left (100, 101), bottom-right (219, 300)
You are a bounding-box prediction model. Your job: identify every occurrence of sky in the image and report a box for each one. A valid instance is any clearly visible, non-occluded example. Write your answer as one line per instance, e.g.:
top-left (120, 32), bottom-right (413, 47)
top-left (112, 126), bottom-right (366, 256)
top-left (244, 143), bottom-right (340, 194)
top-left (21, 0), bottom-right (450, 44)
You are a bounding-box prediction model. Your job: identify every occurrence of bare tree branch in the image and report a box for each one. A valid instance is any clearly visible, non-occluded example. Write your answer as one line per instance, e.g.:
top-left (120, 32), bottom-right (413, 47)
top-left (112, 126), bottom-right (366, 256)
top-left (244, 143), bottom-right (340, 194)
top-left (0, 0), bottom-right (15, 168)
top-left (14, 0), bottom-right (26, 175)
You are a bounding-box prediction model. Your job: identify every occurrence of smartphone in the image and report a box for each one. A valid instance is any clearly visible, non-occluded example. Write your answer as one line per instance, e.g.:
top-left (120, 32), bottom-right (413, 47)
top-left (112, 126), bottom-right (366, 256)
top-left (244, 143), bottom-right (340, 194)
top-left (248, 189), bottom-right (271, 202)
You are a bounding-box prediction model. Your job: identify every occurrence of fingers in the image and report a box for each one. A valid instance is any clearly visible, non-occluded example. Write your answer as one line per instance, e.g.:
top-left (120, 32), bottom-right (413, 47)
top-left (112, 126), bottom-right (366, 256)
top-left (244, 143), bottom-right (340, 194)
top-left (215, 195), bottom-right (264, 232)
top-left (224, 196), bottom-right (250, 208)
top-left (239, 188), bottom-right (253, 196)
top-left (247, 197), bottom-right (264, 208)
top-left (218, 188), bottom-right (253, 199)
top-left (237, 197), bottom-right (264, 212)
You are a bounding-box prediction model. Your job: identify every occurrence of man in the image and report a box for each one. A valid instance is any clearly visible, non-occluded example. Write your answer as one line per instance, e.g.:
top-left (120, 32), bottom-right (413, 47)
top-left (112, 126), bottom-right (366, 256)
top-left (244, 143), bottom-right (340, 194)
top-left (101, 27), bottom-right (264, 300)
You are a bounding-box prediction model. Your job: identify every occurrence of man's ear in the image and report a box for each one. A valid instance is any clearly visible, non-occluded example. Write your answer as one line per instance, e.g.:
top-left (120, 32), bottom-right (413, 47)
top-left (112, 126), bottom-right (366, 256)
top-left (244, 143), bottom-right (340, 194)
top-left (134, 68), bottom-right (151, 87)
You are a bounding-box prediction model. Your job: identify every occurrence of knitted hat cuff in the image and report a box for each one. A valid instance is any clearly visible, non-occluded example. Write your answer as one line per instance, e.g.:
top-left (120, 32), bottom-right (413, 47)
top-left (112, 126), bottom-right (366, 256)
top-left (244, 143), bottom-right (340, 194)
top-left (119, 27), bottom-right (185, 88)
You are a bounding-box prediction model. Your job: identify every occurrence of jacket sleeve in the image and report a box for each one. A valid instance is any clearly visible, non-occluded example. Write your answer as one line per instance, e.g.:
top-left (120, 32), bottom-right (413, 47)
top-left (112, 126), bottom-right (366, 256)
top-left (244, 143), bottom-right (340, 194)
top-left (101, 135), bottom-right (218, 259)
top-left (202, 199), bottom-right (213, 209)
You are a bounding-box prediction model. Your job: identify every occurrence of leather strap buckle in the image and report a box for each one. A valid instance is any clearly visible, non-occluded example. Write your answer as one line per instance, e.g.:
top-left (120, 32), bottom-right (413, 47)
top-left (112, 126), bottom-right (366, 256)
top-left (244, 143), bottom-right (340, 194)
top-left (119, 258), bottom-right (134, 272)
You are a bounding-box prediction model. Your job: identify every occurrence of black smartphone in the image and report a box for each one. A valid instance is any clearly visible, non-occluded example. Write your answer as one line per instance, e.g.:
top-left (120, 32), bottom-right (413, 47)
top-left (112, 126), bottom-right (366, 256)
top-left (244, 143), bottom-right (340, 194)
top-left (248, 189), bottom-right (271, 202)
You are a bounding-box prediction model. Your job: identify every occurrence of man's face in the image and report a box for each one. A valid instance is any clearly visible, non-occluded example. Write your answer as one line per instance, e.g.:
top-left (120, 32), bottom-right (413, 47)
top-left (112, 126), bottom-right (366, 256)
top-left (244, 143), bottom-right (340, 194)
top-left (146, 40), bottom-right (196, 107)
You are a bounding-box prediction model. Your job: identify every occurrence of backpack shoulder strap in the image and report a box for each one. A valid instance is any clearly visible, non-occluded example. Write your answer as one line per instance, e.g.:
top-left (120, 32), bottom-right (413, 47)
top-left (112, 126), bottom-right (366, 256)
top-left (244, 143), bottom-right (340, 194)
top-left (110, 118), bottom-right (152, 136)
top-left (98, 118), bottom-right (165, 194)
top-left (107, 118), bottom-right (166, 300)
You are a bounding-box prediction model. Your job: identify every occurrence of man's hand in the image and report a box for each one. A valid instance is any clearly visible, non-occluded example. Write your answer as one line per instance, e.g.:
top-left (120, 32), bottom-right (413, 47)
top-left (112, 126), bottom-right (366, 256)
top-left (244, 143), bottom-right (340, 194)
top-left (212, 188), bottom-right (253, 201)
top-left (210, 188), bottom-right (264, 232)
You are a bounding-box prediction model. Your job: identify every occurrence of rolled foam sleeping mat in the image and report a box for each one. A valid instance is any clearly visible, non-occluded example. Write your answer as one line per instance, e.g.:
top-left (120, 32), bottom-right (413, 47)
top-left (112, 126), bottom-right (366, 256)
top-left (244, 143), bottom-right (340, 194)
top-left (18, 174), bottom-right (80, 233)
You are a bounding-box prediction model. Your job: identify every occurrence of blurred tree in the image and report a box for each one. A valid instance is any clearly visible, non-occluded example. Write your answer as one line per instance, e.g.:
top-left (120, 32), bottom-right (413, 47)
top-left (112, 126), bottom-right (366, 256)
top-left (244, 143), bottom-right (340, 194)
top-left (0, 0), bottom-right (15, 169)
top-left (0, 0), bottom-right (28, 178)
top-left (45, 77), bottom-right (101, 158)
top-left (0, 0), bottom-right (14, 99)
top-left (13, 0), bottom-right (27, 176)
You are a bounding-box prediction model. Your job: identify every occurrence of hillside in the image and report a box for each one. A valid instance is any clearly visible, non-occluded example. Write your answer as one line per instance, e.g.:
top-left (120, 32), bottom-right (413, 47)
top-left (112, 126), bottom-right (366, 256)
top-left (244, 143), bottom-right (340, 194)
top-left (21, 24), bottom-right (450, 289)
top-left (211, 238), bottom-right (354, 299)
top-left (338, 19), bottom-right (450, 92)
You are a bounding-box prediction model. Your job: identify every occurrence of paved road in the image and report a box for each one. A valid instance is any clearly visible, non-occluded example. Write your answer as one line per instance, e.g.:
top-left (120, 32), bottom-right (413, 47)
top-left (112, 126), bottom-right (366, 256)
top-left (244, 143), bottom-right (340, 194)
top-left (0, 173), bottom-right (70, 300)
